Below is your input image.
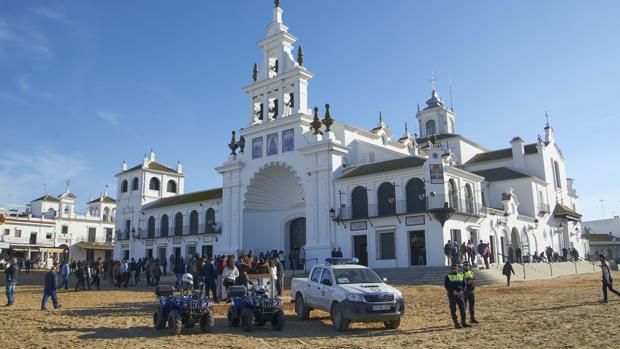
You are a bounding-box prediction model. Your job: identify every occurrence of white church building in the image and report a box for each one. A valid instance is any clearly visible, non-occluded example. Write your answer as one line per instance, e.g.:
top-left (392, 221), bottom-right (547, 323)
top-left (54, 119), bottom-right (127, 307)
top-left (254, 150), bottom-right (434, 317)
top-left (113, 2), bottom-right (587, 268)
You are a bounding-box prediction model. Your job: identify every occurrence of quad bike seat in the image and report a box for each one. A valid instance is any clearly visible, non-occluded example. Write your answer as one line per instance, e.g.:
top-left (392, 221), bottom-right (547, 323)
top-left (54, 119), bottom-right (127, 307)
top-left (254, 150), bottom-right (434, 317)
top-left (155, 285), bottom-right (175, 297)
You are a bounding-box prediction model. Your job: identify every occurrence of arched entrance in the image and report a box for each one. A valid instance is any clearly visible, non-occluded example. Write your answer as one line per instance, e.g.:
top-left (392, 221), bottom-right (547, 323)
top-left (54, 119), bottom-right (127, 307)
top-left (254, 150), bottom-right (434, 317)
top-left (59, 244), bottom-right (70, 262)
top-left (243, 163), bottom-right (305, 255)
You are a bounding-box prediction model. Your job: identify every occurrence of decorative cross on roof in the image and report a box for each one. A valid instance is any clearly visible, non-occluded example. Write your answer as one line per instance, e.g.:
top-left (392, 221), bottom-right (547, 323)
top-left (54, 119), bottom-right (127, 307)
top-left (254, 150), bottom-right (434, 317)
top-left (430, 72), bottom-right (437, 91)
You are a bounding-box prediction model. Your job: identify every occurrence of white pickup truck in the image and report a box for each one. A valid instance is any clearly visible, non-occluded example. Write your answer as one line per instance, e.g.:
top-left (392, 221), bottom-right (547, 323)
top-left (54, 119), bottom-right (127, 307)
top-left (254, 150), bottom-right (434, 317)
top-left (291, 258), bottom-right (405, 331)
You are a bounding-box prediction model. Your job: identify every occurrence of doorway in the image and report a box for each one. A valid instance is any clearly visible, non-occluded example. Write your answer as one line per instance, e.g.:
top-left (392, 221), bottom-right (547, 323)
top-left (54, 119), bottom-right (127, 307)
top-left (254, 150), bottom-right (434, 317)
top-left (146, 249), bottom-right (153, 259)
top-left (158, 247), bottom-right (167, 263)
top-left (202, 245), bottom-right (213, 259)
top-left (409, 230), bottom-right (426, 265)
top-left (289, 217), bottom-right (306, 253)
top-left (174, 247), bottom-right (181, 260)
top-left (353, 235), bottom-right (368, 266)
top-left (500, 236), bottom-right (506, 262)
top-left (489, 235), bottom-right (496, 264)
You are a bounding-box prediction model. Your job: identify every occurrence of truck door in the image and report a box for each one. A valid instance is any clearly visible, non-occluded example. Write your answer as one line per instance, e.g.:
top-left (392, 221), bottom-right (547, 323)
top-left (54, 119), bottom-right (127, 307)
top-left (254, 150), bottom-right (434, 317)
top-left (306, 267), bottom-right (323, 308)
top-left (319, 268), bottom-right (335, 310)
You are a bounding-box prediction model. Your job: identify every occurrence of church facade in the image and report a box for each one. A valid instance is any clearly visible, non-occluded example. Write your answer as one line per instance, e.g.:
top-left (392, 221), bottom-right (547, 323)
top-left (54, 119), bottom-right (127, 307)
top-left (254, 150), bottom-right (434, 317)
top-left (113, 2), bottom-right (587, 268)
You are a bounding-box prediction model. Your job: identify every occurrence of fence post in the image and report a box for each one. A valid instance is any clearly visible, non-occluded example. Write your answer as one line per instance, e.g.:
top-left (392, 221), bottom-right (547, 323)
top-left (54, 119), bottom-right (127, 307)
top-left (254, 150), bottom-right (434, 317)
top-left (549, 262), bottom-right (553, 277)
top-left (522, 263), bottom-right (526, 280)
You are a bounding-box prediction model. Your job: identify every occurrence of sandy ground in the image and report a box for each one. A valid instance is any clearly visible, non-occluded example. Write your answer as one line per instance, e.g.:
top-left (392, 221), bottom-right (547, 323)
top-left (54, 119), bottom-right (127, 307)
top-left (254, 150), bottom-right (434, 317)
top-left (0, 271), bottom-right (619, 348)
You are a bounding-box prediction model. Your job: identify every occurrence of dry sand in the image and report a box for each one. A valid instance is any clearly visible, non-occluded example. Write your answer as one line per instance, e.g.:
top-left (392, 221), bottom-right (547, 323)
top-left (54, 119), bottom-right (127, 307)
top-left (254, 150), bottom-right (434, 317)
top-left (1, 271), bottom-right (618, 348)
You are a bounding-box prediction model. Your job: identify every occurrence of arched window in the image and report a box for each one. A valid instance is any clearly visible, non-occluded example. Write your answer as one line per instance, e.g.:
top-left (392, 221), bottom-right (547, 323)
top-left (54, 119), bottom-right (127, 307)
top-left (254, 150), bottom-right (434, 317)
top-left (406, 178), bottom-right (426, 213)
top-left (149, 177), bottom-right (160, 191)
top-left (147, 216), bottom-right (155, 238)
top-left (465, 183), bottom-right (474, 214)
top-left (448, 179), bottom-right (459, 210)
top-left (174, 212), bottom-right (183, 236)
top-left (205, 208), bottom-right (216, 234)
top-left (425, 119), bottom-right (436, 136)
top-left (189, 210), bottom-right (199, 234)
top-left (160, 215), bottom-right (169, 237)
top-left (131, 177), bottom-right (139, 191)
top-left (377, 182), bottom-right (396, 216)
top-left (351, 186), bottom-right (368, 219)
top-left (121, 180), bottom-right (128, 193)
top-left (103, 207), bottom-right (110, 222)
top-left (167, 180), bottom-right (177, 193)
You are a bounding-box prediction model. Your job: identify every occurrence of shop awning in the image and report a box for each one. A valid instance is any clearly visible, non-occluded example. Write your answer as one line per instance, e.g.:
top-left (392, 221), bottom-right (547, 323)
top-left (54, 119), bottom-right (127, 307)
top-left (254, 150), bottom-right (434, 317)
top-left (76, 241), bottom-right (114, 251)
top-left (39, 247), bottom-right (65, 253)
top-left (553, 203), bottom-right (582, 221)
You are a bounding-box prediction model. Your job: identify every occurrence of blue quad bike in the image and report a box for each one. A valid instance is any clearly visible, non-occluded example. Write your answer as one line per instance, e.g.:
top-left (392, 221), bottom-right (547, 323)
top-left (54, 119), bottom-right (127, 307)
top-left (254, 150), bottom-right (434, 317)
top-left (227, 285), bottom-right (285, 332)
top-left (153, 284), bottom-right (215, 335)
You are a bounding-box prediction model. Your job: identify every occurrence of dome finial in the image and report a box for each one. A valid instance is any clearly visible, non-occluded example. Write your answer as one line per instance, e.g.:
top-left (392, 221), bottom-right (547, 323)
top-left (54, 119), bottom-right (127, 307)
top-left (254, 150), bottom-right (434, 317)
top-left (275, 0), bottom-right (280, 8)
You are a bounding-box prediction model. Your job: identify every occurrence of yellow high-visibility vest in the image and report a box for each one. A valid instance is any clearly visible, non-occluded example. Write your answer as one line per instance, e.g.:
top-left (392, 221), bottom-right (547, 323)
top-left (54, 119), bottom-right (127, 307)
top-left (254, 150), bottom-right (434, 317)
top-left (447, 273), bottom-right (463, 282)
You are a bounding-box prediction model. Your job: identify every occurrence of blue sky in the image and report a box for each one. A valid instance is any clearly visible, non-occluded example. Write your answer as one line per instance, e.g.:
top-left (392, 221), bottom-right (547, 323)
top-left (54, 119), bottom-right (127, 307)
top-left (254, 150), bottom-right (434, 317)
top-left (0, 0), bottom-right (619, 220)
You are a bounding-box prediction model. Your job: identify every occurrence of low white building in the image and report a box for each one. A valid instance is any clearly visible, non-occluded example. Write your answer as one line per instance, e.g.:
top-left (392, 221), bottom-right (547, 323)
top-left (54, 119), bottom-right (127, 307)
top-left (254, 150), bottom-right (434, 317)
top-left (114, 2), bottom-right (587, 268)
top-left (582, 216), bottom-right (620, 262)
top-left (0, 185), bottom-right (116, 266)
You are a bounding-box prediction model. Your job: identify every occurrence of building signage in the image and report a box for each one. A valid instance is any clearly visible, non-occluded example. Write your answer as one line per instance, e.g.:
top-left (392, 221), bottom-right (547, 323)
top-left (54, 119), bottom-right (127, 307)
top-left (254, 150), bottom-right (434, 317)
top-left (252, 137), bottom-right (263, 159)
top-left (203, 235), bottom-right (214, 243)
top-left (405, 215), bottom-right (425, 226)
top-left (282, 128), bottom-right (294, 152)
top-left (145, 240), bottom-right (153, 246)
top-left (172, 237), bottom-right (182, 244)
top-left (266, 132), bottom-right (278, 156)
top-left (430, 164), bottom-right (444, 184)
top-left (350, 221), bottom-right (368, 231)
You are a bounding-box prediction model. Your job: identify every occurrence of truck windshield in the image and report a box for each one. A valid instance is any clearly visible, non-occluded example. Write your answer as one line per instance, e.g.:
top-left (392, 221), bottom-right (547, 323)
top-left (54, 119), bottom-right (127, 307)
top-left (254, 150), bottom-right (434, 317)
top-left (333, 268), bottom-right (383, 284)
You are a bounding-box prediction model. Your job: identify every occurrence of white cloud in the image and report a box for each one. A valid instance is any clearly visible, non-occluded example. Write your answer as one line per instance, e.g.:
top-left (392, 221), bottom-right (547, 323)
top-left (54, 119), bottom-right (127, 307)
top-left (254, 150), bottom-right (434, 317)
top-left (33, 7), bottom-right (65, 22)
top-left (0, 20), bottom-right (53, 62)
top-left (97, 111), bottom-right (121, 125)
top-left (0, 148), bottom-right (88, 205)
top-left (17, 74), bottom-right (52, 99)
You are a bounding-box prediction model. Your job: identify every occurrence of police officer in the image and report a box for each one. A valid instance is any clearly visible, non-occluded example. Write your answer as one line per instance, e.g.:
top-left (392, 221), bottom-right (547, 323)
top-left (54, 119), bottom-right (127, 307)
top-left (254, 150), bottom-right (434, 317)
top-left (462, 261), bottom-right (479, 324)
top-left (444, 263), bottom-right (471, 329)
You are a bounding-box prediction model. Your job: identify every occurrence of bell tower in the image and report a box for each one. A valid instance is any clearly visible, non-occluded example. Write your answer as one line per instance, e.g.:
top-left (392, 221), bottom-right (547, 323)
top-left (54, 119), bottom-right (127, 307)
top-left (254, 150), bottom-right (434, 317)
top-left (416, 75), bottom-right (457, 138)
top-left (243, 0), bottom-right (313, 126)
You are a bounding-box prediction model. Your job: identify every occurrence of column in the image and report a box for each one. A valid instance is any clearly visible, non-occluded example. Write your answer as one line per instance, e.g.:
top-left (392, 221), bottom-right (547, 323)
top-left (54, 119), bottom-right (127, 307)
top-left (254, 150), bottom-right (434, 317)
top-left (278, 88), bottom-right (285, 118)
top-left (262, 92), bottom-right (270, 122)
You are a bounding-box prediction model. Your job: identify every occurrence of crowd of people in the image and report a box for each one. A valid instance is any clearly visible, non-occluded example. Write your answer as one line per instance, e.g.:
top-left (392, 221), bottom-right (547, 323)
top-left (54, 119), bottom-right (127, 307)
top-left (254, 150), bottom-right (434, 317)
top-left (443, 239), bottom-right (582, 268)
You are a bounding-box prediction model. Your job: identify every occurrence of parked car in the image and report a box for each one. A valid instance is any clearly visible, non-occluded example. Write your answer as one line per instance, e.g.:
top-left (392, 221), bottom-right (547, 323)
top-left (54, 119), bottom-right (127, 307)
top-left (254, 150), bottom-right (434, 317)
top-left (291, 257), bottom-right (405, 331)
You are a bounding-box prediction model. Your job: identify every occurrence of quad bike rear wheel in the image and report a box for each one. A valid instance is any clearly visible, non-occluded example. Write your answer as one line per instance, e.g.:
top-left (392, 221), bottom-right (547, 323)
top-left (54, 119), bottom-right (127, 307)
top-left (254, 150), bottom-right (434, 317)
top-left (200, 310), bottom-right (215, 333)
top-left (241, 307), bottom-right (254, 332)
top-left (271, 309), bottom-right (285, 331)
top-left (153, 309), bottom-right (166, 330)
top-left (227, 306), bottom-right (239, 327)
top-left (167, 309), bottom-right (182, 335)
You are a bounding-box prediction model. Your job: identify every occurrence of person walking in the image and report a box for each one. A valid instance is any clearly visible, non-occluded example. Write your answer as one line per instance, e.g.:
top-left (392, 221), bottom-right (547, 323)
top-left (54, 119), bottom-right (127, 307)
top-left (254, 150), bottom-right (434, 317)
top-left (162, 256), bottom-right (168, 276)
top-left (4, 258), bottom-right (18, 307)
top-left (599, 254), bottom-right (620, 303)
top-left (120, 260), bottom-right (130, 288)
top-left (145, 258), bottom-right (152, 286)
top-left (203, 256), bottom-right (218, 303)
top-left (444, 240), bottom-right (453, 266)
top-left (60, 261), bottom-right (70, 291)
top-left (462, 262), bottom-right (479, 324)
top-left (502, 261), bottom-right (515, 287)
top-left (151, 260), bottom-right (161, 287)
top-left (274, 257), bottom-right (284, 297)
top-left (222, 257), bottom-right (239, 302)
top-left (444, 264), bottom-right (470, 329)
top-left (466, 240), bottom-right (475, 265)
top-left (41, 265), bottom-right (61, 310)
top-left (515, 247), bottom-right (522, 263)
top-left (174, 257), bottom-right (185, 288)
top-left (477, 240), bottom-right (490, 269)
top-left (74, 264), bottom-right (86, 291)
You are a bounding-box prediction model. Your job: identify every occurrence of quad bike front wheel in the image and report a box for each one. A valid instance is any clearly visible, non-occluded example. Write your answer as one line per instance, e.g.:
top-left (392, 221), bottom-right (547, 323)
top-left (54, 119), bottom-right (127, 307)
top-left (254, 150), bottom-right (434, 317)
top-left (167, 309), bottom-right (182, 335)
top-left (153, 309), bottom-right (166, 330)
top-left (227, 306), bottom-right (240, 327)
top-left (271, 309), bottom-right (285, 331)
top-left (241, 307), bottom-right (254, 332)
top-left (200, 310), bottom-right (215, 333)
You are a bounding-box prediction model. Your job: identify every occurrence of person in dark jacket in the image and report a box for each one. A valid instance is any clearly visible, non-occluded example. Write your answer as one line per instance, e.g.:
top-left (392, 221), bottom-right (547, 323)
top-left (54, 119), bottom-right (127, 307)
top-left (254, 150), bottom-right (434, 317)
top-left (503, 261), bottom-right (515, 287)
top-left (174, 257), bottom-right (185, 288)
top-left (274, 257), bottom-right (284, 296)
top-left (462, 262), bottom-right (479, 324)
top-left (600, 254), bottom-right (620, 303)
top-left (203, 257), bottom-right (218, 302)
top-left (41, 265), bottom-right (61, 310)
top-left (444, 264), bottom-right (470, 329)
top-left (74, 264), bottom-right (87, 291)
top-left (4, 258), bottom-right (18, 306)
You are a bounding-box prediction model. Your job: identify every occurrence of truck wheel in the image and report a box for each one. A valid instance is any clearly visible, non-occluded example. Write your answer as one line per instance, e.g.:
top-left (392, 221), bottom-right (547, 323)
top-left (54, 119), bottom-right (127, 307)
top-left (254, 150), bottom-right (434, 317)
top-left (295, 295), bottom-right (310, 320)
top-left (330, 303), bottom-right (350, 332)
top-left (153, 309), bottom-right (166, 330)
top-left (384, 318), bottom-right (401, 329)
top-left (241, 307), bottom-right (254, 332)
top-left (227, 306), bottom-right (239, 327)
top-left (167, 309), bottom-right (182, 335)
top-left (271, 309), bottom-right (285, 331)
top-left (200, 310), bottom-right (215, 333)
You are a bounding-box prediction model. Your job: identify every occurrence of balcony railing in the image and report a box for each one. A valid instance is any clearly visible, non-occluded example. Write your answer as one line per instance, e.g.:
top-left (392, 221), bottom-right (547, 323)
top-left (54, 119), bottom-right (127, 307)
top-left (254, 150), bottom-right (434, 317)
top-left (339, 194), bottom-right (484, 221)
top-left (141, 223), bottom-right (219, 239)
